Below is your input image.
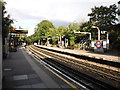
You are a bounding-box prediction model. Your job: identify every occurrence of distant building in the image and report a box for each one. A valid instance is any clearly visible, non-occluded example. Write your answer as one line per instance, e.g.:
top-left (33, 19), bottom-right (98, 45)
top-left (118, 1), bottom-right (120, 23)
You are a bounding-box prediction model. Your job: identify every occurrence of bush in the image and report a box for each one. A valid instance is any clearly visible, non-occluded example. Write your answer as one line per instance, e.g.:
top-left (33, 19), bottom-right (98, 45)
top-left (74, 44), bottom-right (79, 48)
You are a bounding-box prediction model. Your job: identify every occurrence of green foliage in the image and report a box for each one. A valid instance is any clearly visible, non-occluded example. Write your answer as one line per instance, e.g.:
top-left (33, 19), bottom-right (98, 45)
top-left (25, 34), bottom-right (38, 44)
top-left (45, 28), bottom-right (57, 38)
top-left (57, 26), bottom-right (68, 36)
top-left (88, 4), bottom-right (118, 31)
top-left (70, 37), bottom-right (75, 46)
top-left (2, 1), bottom-right (13, 37)
top-left (28, 3), bottom-right (119, 51)
top-left (67, 22), bottom-right (80, 37)
top-left (69, 22), bottom-right (80, 31)
top-left (52, 38), bottom-right (58, 45)
top-left (109, 28), bottom-right (120, 50)
top-left (80, 22), bottom-right (92, 32)
top-left (88, 4), bottom-right (120, 51)
top-left (34, 20), bottom-right (55, 39)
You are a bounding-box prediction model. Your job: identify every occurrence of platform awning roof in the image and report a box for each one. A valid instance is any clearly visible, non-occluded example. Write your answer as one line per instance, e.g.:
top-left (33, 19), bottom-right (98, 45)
top-left (10, 29), bottom-right (28, 34)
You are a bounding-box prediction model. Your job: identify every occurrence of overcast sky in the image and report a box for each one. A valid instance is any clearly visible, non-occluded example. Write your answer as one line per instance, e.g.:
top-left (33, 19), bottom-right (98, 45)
top-left (4, 0), bottom-right (120, 36)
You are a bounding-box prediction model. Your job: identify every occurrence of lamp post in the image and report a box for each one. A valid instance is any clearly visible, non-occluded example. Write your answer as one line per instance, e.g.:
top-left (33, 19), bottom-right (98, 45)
top-left (92, 26), bottom-right (100, 41)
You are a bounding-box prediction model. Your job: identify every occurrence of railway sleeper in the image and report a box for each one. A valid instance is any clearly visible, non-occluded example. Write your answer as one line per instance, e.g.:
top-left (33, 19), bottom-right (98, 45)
top-left (32, 46), bottom-right (120, 73)
top-left (28, 46), bottom-right (120, 81)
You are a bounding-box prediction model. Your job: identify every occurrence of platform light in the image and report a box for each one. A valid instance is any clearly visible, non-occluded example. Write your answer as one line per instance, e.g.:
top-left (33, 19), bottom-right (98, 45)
top-left (92, 26), bottom-right (100, 41)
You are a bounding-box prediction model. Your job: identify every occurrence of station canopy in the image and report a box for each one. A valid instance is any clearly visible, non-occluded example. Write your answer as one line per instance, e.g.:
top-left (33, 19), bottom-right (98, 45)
top-left (10, 29), bottom-right (28, 34)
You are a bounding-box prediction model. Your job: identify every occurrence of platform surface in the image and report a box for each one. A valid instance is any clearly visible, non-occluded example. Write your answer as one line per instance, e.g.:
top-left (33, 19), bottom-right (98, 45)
top-left (3, 47), bottom-right (77, 89)
top-left (36, 45), bottom-right (120, 63)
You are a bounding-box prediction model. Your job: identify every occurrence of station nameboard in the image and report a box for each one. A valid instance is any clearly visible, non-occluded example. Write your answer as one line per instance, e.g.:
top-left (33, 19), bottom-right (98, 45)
top-left (10, 30), bottom-right (28, 34)
top-left (74, 33), bottom-right (86, 36)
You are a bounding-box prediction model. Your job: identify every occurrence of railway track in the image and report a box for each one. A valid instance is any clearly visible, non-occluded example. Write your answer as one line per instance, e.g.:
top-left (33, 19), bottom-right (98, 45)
top-left (27, 45), bottom-right (120, 89)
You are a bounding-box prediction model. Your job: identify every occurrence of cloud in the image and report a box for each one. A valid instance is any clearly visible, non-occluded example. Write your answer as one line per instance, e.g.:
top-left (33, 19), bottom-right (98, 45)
top-left (4, 0), bottom-right (119, 36)
top-left (5, 0), bottom-right (119, 22)
top-left (52, 20), bottom-right (70, 28)
top-left (7, 8), bottom-right (45, 21)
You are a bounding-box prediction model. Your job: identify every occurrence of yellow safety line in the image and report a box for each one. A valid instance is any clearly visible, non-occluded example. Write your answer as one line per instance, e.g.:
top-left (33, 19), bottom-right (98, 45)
top-left (31, 54), bottom-right (78, 89)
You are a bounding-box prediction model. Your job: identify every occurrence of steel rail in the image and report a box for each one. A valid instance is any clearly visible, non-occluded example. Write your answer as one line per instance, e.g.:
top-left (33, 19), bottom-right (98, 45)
top-left (30, 45), bottom-right (120, 81)
top-left (26, 45), bottom-right (120, 89)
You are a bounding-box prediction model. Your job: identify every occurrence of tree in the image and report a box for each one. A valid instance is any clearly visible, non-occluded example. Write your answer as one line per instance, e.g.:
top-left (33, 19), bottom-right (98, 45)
top-left (67, 22), bottom-right (80, 46)
top-left (34, 20), bottom-right (55, 40)
top-left (57, 26), bottom-right (68, 36)
top-left (80, 22), bottom-right (91, 32)
top-left (88, 4), bottom-right (118, 31)
top-left (2, 1), bottom-right (13, 37)
top-left (45, 28), bottom-right (57, 38)
top-left (88, 4), bottom-right (120, 51)
top-left (1, 1), bottom-right (14, 58)
top-left (25, 34), bottom-right (38, 44)
top-left (65, 22), bottom-right (80, 38)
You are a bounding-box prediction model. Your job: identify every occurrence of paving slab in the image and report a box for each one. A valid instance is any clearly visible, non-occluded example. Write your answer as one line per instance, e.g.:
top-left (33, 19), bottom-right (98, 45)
top-left (3, 46), bottom-right (74, 89)
top-left (2, 47), bottom-right (48, 88)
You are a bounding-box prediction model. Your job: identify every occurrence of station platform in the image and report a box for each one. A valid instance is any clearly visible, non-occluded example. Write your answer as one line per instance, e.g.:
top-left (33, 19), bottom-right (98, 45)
top-left (2, 46), bottom-right (77, 89)
top-left (36, 45), bottom-right (120, 63)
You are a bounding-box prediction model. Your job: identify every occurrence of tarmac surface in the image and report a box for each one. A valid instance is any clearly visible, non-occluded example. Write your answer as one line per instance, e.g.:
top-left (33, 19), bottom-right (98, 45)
top-left (2, 47), bottom-right (76, 89)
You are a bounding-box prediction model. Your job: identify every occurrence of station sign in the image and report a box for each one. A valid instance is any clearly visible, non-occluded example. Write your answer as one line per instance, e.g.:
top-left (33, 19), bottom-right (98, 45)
top-left (91, 41), bottom-right (95, 47)
top-left (10, 30), bottom-right (28, 34)
top-left (103, 41), bottom-right (107, 48)
top-left (75, 33), bottom-right (86, 36)
top-left (95, 41), bottom-right (102, 48)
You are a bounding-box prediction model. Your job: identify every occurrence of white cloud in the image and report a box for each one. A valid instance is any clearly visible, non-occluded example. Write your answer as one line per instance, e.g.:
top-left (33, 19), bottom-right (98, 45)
top-left (5, 0), bottom-right (119, 21)
top-left (4, 0), bottom-right (119, 36)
